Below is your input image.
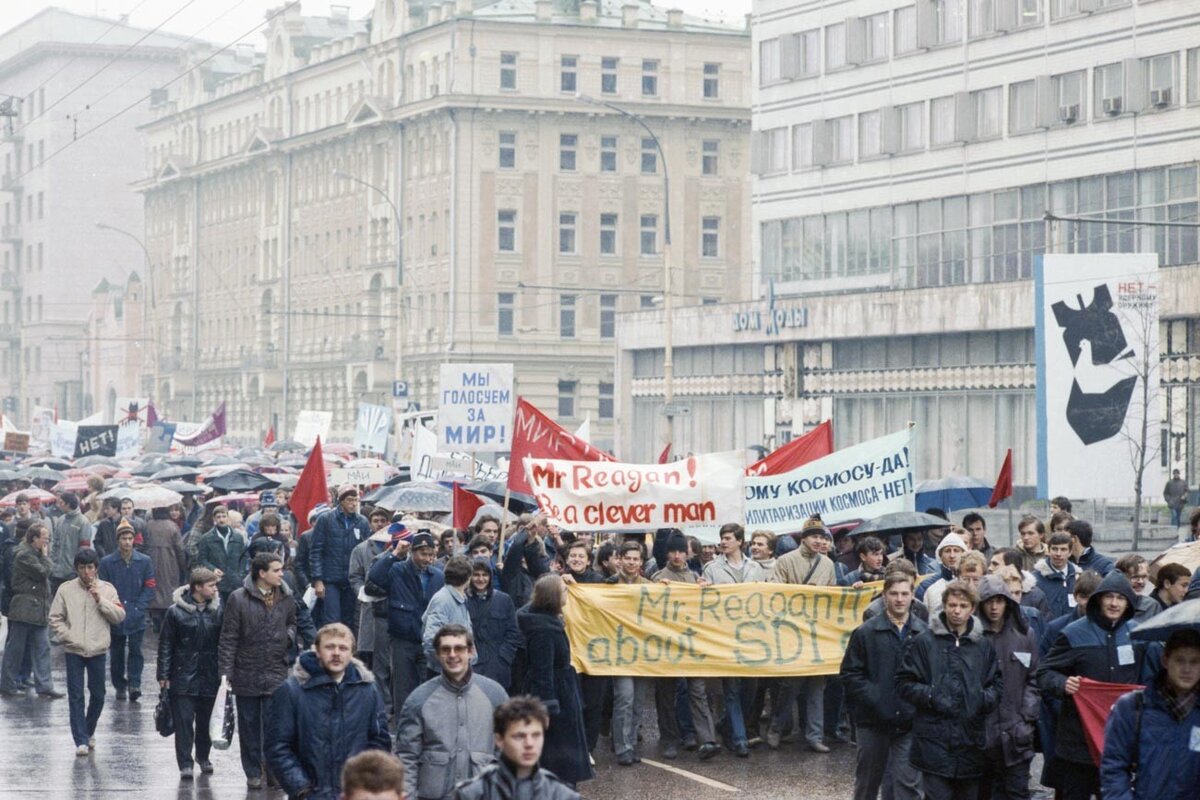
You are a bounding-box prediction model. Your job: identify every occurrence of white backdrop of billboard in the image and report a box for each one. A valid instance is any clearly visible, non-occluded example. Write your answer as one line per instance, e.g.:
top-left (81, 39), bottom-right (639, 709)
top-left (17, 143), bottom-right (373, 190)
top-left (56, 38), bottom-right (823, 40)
top-left (1036, 254), bottom-right (1160, 500)
top-left (437, 363), bottom-right (514, 453)
top-left (294, 410), bottom-right (333, 448)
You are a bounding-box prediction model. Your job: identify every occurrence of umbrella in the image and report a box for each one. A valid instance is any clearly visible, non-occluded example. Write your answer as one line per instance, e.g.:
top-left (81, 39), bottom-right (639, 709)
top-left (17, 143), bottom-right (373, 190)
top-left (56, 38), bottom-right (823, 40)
top-left (128, 485), bottom-right (184, 510)
top-left (344, 457), bottom-right (391, 471)
top-left (271, 474), bottom-right (299, 490)
top-left (206, 469), bottom-right (280, 493)
top-left (914, 476), bottom-right (993, 512)
top-left (54, 477), bottom-right (95, 493)
top-left (166, 455), bottom-right (204, 467)
top-left (204, 455), bottom-right (241, 467)
top-left (849, 511), bottom-right (952, 538)
top-left (1150, 541), bottom-right (1200, 577)
top-left (129, 462), bottom-right (162, 477)
top-left (365, 481), bottom-right (452, 513)
top-left (235, 448), bottom-right (262, 459)
top-left (269, 440), bottom-right (306, 453)
top-left (161, 480), bottom-right (210, 496)
top-left (150, 465), bottom-right (201, 482)
top-left (97, 486), bottom-right (135, 501)
top-left (323, 443), bottom-right (356, 457)
top-left (74, 455), bottom-right (122, 468)
top-left (20, 466), bottom-right (67, 484)
top-left (1131, 597), bottom-right (1200, 642)
top-left (23, 456), bottom-right (73, 471)
top-left (0, 487), bottom-right (57, 506)
top-left (205, 492), bottom-right (260, 506)
top-left (0, 469), bottom-right (24, 482)
top-left (464, 480), bottom-right (539, 513)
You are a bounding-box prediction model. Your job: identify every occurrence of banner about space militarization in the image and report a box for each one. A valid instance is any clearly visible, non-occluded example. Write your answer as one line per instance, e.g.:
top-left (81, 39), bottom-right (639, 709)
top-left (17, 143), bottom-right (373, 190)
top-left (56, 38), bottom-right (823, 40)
top-left (1035, 254), bottom-right (1160, 500)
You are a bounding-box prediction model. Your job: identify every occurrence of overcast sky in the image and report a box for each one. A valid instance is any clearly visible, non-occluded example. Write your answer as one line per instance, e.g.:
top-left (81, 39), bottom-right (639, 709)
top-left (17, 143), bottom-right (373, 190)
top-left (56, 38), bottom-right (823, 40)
top-left (0, 0), bottom-right (751, 50)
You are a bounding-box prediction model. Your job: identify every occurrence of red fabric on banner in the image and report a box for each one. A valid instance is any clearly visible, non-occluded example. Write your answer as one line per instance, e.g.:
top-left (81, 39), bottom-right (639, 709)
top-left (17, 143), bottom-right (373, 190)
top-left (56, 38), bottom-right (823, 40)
top-left (292, 437), bottom-right (330, 536)
top-left (1073, 677), bottom-right (1144, 766)
top-left (745, 420), bottom-right (834, 476)
top-left (453, 483), bottom-right (486, 530)
top-left (263, 425), bottom-right (276, 448)
top-left (147, 401), bottom-right (159, 429)
top-left (657, 444), bottom-right (671, 464)
top-left (988, 448), bottom-right (1013, 508)
top-left (507, 398), bottom-right (613, 495)
top-left (175, 402), bottom-right (227, 447)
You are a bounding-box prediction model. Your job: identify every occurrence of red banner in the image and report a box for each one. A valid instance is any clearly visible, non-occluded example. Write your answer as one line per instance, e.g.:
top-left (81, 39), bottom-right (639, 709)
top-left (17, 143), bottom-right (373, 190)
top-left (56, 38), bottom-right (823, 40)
top-left (453, 483), bottom-right (486, 530)
top-left (746, 420), bottom-right (834, 476)
top-left (292, 437), bottom-right (330, 535)
top-left (1073, 676), bottom-right (1144, 766)
top-left (175, 402), bottom-right (227, 447)
top-left (507, 398), bottom-right (612, 495)
top-left (988, 448), bottom-right (1013, 508)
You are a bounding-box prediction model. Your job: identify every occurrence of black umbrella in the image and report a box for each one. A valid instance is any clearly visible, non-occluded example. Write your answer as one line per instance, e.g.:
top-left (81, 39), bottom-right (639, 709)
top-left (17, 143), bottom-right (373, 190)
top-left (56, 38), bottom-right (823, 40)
top-left (464, 480), bottom-right (538, 513)
top-left (161, 480), bottom-right (210, 496)
top-left (269, 440), bottom-right (307, 453)
top-left (166, 455), bottom-right (203, 467)
top-left (151, 465), bottom-right (201, 482)
top-left (848, 511), bottom-right (951, 538)
top-left (130, 462), bottom-right (162, 477)
top-left (235, 448), bottom-right (262, 459)
top-left (365, 481), bottom-right (452, 513)
top-left (204, 455), bottom-right (241, 467)
top-left (1131, 597), bottom-right (1200, 642)
top-left (23, 456), bottom-right (73, 471)
top-left (206, 469), bottom-right (280, 493)
top-left (74, 455), bottom-right (122, 468)
top-left (20, 466), bottom-right (67, 484)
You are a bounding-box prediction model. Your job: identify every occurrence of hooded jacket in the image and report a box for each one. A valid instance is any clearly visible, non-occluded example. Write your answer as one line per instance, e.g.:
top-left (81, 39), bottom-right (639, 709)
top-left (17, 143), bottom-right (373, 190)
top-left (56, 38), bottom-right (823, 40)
top-left (157, 585), bottom-right (223, 697)
top-left (266, 650), bottom-right (391, 800)
top-left (1037, 570), bottom-right (1143, 766)
top-left (1100, 674), bottom-right (1200, 800)
top-left (218, 573), bottom-right (300, 697)
top-left (895, 610), bottom-right (1003, 780)
top-left (978, 575), bottom-right (1041, 767)
top-left (1033, 557), bottom-right (1079, 621)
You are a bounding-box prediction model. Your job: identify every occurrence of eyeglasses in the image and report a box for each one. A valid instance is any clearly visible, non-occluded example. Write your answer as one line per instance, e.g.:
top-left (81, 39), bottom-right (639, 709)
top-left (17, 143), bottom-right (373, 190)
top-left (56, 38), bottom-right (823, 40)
top-left (438, 645), bottom-right (470, 655)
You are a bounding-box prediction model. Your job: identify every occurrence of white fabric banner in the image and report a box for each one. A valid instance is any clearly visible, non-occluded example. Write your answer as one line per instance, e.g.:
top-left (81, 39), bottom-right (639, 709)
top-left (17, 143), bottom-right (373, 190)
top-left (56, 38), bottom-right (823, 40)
top-left (744, 428), bottom-right (915, 530)
top-left (51, 421), bottom-right (78, 460)
top-left (437, 363), bottom-right (514, 453)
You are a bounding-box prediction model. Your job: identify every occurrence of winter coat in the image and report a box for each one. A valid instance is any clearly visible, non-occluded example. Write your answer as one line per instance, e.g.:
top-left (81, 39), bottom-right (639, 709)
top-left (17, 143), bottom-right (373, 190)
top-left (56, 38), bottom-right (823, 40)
top-left (1163, 477), bottom-right (1189, 510)
top-left (842, 565), bottom-right (885, 586)
top-left (1076, 547), bottom-right (1115, 577)
top-left (1131, 593), bottom-right (1161, 623)
top-left (701, 554), bottom-right (764, 585)
top-left (466, 583), bottom-right (523, 690)
top-left (916, 564), bottom-right (954, 602)
top-left (368, 553), bottom-right (445, 644)
top-left (1021, 578), bottom-right (1053, 622)
top-left (93, 517), bottom-right (119, 559)
top-left (895, 612), bottom-right (1003, 780)
top-left (309, 508), bottom-right (370, 586)
top-left (863, 594), bottom-right (930, 623)
top-left (98, 550), bottom-right (156, 635)
top-left (217, 574), bottom-right (300, 697)
top-left (499, 530), bottom-right (549, 609)
top-left (0, 533), bottom-right (19, 615)
top-left (7, 540), bottom-right (53, 626)
top-left (267, 651), bottom-right (391, 800)
top-left (1100, 676), bottom-right (1200, 800)
top-left (1033, 558), bottom-right (1079, 621)
top-left (395, 670), bottom-right (508, 799)
top-left (451, 759), bottom-right (581, 800)
top-left (157, 585), bottom-right (223, 697)
top-left (516, 608), bottom-right (593, 786)
top-left (195, 526), bottom-right (249, 597)
top-left (771, 543), bottom-right (837, 586)
top-left (423, 585), bottom-right (474, 670)
top-left (1020, 544), bottom-right (1047, 573)
top-left (50, 509), bottom-right (94, 581)
top-left (1036, 570), bottom-right (1143, 766)
top-left (978, 576), bottom-right (1040, 767)
top-left (48, 577), bottom-right (126, 657)
top-left (839, 610), bottom-right (928, 732)
top-left (349, 538), bottom-right (391, 653)
top-left (144, 519), bottom-right (187, 610)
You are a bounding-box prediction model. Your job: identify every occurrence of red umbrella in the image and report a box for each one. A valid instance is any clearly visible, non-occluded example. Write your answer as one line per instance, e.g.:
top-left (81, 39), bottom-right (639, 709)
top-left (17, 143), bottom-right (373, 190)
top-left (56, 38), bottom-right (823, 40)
top-left (65, 467), bottom-right (101, 478)
top-left (53, 477), bottom-right (93, 493)
top-left (0, 487), bottom-right (57, 507)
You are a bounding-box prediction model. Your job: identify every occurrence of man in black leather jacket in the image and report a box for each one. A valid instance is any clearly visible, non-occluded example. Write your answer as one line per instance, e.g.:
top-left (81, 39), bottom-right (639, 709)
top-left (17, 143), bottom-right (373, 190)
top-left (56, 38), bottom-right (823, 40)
top-left (452, 696), bottom-right (579, 800)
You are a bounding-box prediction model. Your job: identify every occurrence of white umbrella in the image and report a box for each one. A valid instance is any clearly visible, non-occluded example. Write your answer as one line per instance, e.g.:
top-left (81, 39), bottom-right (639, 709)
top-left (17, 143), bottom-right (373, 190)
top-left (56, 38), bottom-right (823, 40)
top-left (128, 484), bottom-right (183, 510)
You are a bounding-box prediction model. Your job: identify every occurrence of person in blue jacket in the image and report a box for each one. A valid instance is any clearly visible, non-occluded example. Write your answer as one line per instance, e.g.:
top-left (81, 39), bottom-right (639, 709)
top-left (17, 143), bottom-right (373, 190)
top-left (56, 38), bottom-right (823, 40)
top-left (1067, 520), bottom-right (1115, 578)
top-left (1033, 532), bottom-right (1080, 621)
top-left (1100, 629), bottom-right (1200, 800)
top-left (310, 485), bottom-right (370, 627)
top-left (98, 520), bottom-right (156, 701)
top-left (465, 557), bottom-right (522, 691)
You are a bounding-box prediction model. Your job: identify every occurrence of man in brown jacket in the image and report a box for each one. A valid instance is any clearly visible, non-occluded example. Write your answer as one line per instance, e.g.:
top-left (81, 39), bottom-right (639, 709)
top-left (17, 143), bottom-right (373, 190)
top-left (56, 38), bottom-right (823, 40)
top-left (49, 548), bottom-right (126, 756)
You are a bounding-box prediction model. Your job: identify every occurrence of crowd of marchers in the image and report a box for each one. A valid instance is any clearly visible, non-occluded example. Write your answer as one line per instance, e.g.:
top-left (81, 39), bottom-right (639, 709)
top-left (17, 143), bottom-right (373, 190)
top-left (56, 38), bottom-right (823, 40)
top-left (1, 483), bottom-right (1199, 800)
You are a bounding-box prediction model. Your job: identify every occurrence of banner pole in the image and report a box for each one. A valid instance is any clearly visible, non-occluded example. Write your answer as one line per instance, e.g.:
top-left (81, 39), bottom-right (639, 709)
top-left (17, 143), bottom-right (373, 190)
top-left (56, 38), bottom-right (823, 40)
top-left (1008, 497), bottom-right (1016, 548)
top-left (497, 487), bottom-right (512, 567)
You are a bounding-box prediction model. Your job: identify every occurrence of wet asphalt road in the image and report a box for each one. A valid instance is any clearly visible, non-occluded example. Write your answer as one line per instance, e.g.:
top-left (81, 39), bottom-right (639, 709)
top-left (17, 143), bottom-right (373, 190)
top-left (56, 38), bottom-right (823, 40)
top-left (0, 619), bottom-right (898, 800)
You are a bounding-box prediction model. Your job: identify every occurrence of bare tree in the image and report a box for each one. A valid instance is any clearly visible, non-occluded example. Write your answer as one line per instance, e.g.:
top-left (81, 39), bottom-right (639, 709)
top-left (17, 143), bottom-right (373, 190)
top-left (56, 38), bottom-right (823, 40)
top-left (1115, 287), bottom-right (1161, 549)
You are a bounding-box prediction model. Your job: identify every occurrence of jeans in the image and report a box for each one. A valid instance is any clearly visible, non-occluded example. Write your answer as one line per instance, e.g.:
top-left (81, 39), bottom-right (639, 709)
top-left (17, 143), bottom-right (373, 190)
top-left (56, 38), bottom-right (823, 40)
top-left (0, 621), bottom-right (53, 693)
top-left (655, 677), bottom-right (716, 747)
top-left (612, 676), bottom-right (647, 757)
top-left (109, 629), bottom-right (145, 692)
top-left (389, 637), bottom-right (426, 724)
top-left (235, 694), bottom-right (269, 779)
top-left (771, 676), bottom-right (825, 745)
top-left (65, 653), bottom-right (107, 746)
top-left (318, 581), bottom-right (356, 627)
top-left (579, 674), bottom-right (609, 752)
top-left (721, 677), bottom-right (749, 747)
top-left (171, 694), bottom-right (216, 770)
top-left (853, 727), bottom-right (922, 800)
top-left (1171, 506), bottom-right (1183, 527)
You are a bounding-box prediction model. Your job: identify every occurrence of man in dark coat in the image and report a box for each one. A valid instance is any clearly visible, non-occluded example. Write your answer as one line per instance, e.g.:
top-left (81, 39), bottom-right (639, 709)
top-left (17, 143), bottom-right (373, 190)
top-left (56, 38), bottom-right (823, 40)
top-left (310, 485), bottom-right (370, 627)
top-left (266, 622), bottom-right (390, 800)
top-left (1066, 520), bottom-right (1114, 578)
top-left (500, 524), bottom-right (549, 610)
top-left (896, 579), bottom-right (1003, 800)
top-left (840, 571), bottom-right (927, 800)
top-left (465, 558), bottom-right (522, 690)
top-left (195, 505), bottom-right (248, 601)
top-left (92, 498), bottom-right (122, 558)
top-left (98, 521), bottom-right (156, 701)
top-left (157, 567), bottom-right (223, 779)
top-left (1037, 570), bottom-right (1143, 800)
top-left (1033, 532), bottom-right (1080, 621)
top-left (0, 522), bottom-right (59, 696)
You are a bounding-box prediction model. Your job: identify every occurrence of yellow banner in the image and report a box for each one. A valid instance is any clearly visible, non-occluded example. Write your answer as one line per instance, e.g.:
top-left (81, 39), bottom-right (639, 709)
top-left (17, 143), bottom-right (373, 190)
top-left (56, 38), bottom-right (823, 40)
top-left (564, 582), bottom-right (876, 677)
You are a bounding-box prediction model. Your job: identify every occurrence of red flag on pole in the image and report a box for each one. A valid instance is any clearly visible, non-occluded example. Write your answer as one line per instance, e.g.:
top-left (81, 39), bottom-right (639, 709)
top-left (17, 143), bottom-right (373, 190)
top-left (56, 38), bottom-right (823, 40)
top-left (1073, 677), bottom-right (1144, 765)
top-left (746, 420), bottom-right (834, 476)
top-left (453, 483), bottom-right (486, 530)
top-left (292, 437), bottom-right (330, 535)
top-left (506, 398), bottom-right (613, 495)
top-left (264, 425), bottom-right (276, 448)
top-left (988, 448), bottom-right (1013, 508)
top-left (657, 444), bottom-right (671, 464)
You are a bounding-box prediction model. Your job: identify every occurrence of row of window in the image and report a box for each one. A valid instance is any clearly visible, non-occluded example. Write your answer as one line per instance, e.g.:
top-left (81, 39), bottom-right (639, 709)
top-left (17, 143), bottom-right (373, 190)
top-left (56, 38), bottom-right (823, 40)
top-left (555, 378), bottom-right (614, 421)
top-left (497, 292), bottom-right (665, 340)
top-left (760, 163), bottom-right (1200, 287)
top-left (754, 50), bottom-right (1196, 172)
top-left (502, 53), bottom-right (723, 100)
top-left (497, 131), bottom-right (720, 176)
top-left (496, 211), bottom-right (721, 258)
top-left (2, 191), bottom-right (45, 228)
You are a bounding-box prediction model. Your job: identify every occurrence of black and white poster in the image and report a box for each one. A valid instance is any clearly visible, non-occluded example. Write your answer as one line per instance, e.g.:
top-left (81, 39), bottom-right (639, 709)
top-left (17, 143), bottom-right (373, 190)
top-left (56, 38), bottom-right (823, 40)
top-left (353, 402), bottom-right (391, 454)
top-left (1036, 254), bottom-right (1159, 500)
top-left (74, 425), bottom-right (119, 458)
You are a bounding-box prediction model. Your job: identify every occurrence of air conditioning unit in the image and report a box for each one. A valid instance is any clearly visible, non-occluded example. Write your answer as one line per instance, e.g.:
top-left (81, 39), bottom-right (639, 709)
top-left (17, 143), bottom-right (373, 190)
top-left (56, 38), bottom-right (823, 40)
top-left (1150, 87), bottom-right (1172, 107)
top-left (1103, 96), bottom-right (1123, 116)
top-left (1058, 104), bottom-right (1079, 124)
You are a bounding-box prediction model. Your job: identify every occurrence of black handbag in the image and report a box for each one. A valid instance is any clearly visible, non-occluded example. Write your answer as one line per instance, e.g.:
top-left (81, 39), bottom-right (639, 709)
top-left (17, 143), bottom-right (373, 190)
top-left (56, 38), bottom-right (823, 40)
top-left (154, 694), bottom-right (174, 737)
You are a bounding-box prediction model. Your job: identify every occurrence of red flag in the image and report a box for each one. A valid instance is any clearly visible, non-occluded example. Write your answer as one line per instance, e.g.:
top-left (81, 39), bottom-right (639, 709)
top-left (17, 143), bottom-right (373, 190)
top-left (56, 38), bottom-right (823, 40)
top-left (264, 425), bottom-right (276, 448)
top-left (453, 483), bottom-right (486, 530)
top-left (988, 448), bottom-right (1013, 508)
top-left (507, 398), bottom-right (613, 495)
top-left (1073, 677), bottom-right (1144, 766)
top-left (657, 444), bottom-right (671, 464)
top-left (291, 437), bottom-right (330, 535)
top-left (746, 420), bottom-right (834, 476)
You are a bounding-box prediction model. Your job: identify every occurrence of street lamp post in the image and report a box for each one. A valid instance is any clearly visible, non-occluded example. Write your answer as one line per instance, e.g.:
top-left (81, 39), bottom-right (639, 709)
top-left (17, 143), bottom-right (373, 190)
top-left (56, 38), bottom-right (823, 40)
top-left (575, 93), bottom-right (674, 454)
top-left (96, 222), bottom-right (158, 414)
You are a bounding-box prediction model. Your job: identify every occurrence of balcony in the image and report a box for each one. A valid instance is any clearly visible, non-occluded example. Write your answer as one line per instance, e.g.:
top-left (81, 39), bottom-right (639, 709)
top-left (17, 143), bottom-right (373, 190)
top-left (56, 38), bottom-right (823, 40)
top-left (1, 173), bottom-right (22, 192)
top-left (1, 224), bottom-right (20, 243)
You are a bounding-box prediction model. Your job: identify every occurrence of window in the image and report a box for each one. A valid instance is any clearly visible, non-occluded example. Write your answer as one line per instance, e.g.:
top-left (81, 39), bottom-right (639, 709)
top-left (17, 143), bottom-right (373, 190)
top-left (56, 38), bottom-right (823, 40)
top-left (934, 0), bottom-right (963, 44)
top-left (1009, 81), bottom-right (1037, 134)
top-left (600, 213), bottom-right (618, 255)
top-left (702, 140), bottom-right (719, 175)
top-left (557, 380), bottom-right (577, 418)
top-left (762, 127), bottom-right (788, 172)
top-left (796, 29), bottom-right (821, 76)
top-left (825, 23), bottom-right (847, 71)
top-left (759, 39), bottom-right (781, 85)
top-left (1142, 53), bottom-right (1178, 107)
top-left (559, 212), bottom-right (577, 254)
top-left (701, 216), bottom-right (720, 257)
top-left (1019, 0), bottom-right (1041, 25)
top-left (559, 134), bottom-right (577, 171)
top-left (895, 6), bottom-right (918, 54)
top-left (640, 295), bottom-right (656, 309)
top-left (499, 52), bottom-right (517, 90)
top-left (498, 131), bottom-right (516, 169)
top-left (898, 102), bottom-right (925, 151)
top-left (792, 123), bottom-right (813, 169)
top-left (829, 116), bottom-right (853, 163)
top-left (642, 60), bottom-right (658, 96)
top-left (497, 210), bottom-right (516, 252)
top-left (600, 295), bottom-right (616, 339)
top-left (703, 63), bottom-right (720, 98)
top-left (1094, 63), bottom-right (1124, 117)
top-left (498, 292), bottom-right (514, 335)
top-left (1051, 0), bottom-right (1077, 18)
top-left (640, 214), bottom-right (658, 255)
top-left (969, 0), bottom-right (995, 37)
top-left (559, 295), bottom-right (576, 338)
top-left (859, 110), bottom-right (882, 158)
top-left (599, 381), bottom-right (614, 419)
top-left (560, 56), bottom-right (578, 93)
top-left (1189, 48), bottom-right (1200, 103)
top-left (601, 57), bottom-right (618, 94)
top-left (864, 13), bottom-right (889, 61)
top-left (641, 138), bottom-right (657, 174)
top-left (600, 136), bottom-right (618, 172)
top-left (1054, 71), bottom-right (1085, 121)
top-left (973, 87), bottom-right (1002, 139)
top-left (931, 95), bottom-right (957, 145)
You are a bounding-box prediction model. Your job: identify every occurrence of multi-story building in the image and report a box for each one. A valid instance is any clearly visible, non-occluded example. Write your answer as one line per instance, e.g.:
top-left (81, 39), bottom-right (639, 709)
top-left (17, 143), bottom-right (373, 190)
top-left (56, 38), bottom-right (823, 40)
top-left (139, 0), bottom-right (751, 449)
top-left (83, 274), bottom-right (145, 420)
top-left (0, 8), bottom-right (189, 423)
top-left (615, 0), bottom-right (1200, 488)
